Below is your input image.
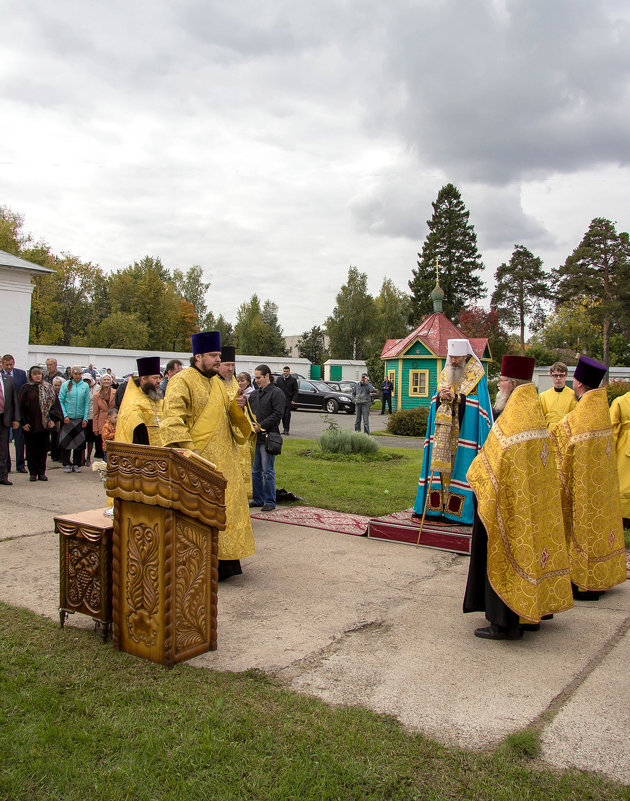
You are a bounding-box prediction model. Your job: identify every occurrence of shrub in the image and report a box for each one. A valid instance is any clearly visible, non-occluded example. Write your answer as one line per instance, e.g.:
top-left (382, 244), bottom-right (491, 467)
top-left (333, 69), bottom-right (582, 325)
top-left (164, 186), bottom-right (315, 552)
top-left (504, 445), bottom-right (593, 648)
top-left (607, 380), bottom-right (630, 404)
top-left (386, 407), bottom-right (429, 437)
top-left (318, 428), bottom-right (379, 455)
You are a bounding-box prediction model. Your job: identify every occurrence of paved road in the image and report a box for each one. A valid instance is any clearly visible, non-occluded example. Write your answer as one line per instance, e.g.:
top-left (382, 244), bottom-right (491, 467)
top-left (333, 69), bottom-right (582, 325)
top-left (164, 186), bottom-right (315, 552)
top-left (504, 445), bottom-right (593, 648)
top-left (286, 407), bottom-right (422, 450)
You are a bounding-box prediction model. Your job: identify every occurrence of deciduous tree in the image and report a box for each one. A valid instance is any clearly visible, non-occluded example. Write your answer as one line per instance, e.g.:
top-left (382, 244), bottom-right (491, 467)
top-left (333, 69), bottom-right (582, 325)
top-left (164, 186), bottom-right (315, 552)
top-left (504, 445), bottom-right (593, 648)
top-left (325, 266), bottom-right (375, 359)
top-left (297, 325), bottom-right (328, 365)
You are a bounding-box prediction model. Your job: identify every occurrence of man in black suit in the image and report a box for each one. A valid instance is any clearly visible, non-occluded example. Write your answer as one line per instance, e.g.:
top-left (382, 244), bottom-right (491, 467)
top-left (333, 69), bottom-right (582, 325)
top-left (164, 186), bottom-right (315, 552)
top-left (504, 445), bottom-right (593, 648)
top-left (0, 367), bottom-right (20, 484)
top-left (275, 366), bottom-right (298, 435)
top-left (2, 355), bottom-right (27, 473)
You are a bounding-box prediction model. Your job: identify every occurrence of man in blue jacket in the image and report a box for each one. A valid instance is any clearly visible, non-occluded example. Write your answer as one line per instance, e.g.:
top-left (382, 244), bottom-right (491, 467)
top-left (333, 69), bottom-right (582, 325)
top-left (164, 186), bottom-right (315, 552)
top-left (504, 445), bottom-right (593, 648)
top-left (2, 355), bottom-right (27, 473)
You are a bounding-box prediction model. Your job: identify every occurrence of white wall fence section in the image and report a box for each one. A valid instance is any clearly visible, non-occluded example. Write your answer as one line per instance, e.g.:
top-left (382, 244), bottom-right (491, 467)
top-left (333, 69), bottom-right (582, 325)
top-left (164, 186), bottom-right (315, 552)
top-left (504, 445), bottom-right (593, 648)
top-left (27, 344), bottom-right (312, 379)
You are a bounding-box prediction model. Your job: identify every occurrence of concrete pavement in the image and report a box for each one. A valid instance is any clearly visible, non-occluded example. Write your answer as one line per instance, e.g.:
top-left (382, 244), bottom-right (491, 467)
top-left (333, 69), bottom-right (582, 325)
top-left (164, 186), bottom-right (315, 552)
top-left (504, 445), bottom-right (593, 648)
top-left (0, 453), bottom-right (629, 786)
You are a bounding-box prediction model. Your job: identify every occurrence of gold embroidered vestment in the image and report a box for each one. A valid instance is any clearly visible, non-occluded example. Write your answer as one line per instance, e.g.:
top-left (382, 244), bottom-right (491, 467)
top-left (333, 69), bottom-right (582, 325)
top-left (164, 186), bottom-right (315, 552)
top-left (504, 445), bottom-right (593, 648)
top-left (161, 367), bottom-right (255, 561)
top-left (467, 384), bottom-right (573, 622)
top-left (115, 379), bottom-right (163, 446)
top-left (551, 388), bottom-right (626, 591)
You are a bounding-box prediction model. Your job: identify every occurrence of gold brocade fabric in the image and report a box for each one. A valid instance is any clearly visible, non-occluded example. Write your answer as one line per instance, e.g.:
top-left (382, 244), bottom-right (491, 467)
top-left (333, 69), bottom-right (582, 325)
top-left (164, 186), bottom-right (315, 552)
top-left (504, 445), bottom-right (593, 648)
top-left (610, 391), bottom-right (630, 518)
top-left (431, 356), bottom-right (485, 484)
top-left (551, 388), bottom-right (626, 591)
top-left (161, 367), bottom-right (255, 561)
top-left (115, 379), bottom-right (163, 446)
top-left (467, 384), bottom-right (573, 622)
top-left (539, 386), bottom-right (577, 427)
top-left (221, 375), bottom-right (255, 498)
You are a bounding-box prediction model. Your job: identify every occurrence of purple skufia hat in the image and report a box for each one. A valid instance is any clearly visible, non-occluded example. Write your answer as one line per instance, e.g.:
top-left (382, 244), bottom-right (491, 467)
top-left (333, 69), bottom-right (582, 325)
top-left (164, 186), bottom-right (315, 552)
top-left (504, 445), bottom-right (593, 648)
top-left (136, 356), bottom-right (161, 377)
top-left (191, 331), bottom-right (221, 356)
top-left (574, 355), bottom-right (606, 388)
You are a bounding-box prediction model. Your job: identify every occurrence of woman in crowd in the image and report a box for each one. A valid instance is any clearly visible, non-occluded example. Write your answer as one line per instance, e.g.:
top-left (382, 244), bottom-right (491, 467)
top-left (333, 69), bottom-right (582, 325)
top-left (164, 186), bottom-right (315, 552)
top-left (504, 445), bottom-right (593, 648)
top-left (58, 367), bottom-right (90, 473)
top-left (237, 371), bottom-right (255, 398)
top-left (82, 372), bottom-right (98, 465)
top-left (92, 373), bottom-right (115, 459)
top-left (18, 366), bottom-right (63, 481)
top-left (49, 376), bottom-right (64, 461)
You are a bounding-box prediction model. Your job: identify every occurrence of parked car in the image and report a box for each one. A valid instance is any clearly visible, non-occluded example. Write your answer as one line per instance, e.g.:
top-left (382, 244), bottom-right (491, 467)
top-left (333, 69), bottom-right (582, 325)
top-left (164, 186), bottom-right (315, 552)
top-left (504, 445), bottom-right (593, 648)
top-left (294, 379), bottom-right (355, 414)
top-left (326, 379), bottom-right (378, 401)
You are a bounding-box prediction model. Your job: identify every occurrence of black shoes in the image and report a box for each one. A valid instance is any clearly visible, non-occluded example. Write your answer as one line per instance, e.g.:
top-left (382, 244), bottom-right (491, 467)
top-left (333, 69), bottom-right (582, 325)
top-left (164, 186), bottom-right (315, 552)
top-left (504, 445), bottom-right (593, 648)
top-left (474, 623), bottom-right (523, 640)
top-left (38, 475), bottom-right (48, 481)
top-left (260, 504), bottom-right (275, 512)
top-left (572, 588), bottom-right (603, 601)
top-left (282, 430), bottom-right (289, 435)
top-left (0, 479), bottom-right (13, 485)
top-left (29, 475), bottom-right (37, 482)
top-left (520, 623), bottom-right (540, 632)
top-left (17, 467), bottom-right (28, 474)
top-left (248, 501), bottom-right (262, 508)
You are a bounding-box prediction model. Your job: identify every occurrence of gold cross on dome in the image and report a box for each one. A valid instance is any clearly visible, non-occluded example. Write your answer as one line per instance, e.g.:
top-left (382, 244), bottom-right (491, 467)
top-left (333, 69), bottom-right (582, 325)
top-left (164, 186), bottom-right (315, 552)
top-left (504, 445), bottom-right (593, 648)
top-left (435, 257), bottom-right (440, 284)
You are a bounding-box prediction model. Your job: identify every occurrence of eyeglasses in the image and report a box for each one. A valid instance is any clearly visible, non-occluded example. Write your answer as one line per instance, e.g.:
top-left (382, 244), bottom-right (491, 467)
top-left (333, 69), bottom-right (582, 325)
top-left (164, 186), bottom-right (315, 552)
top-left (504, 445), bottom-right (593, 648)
top-left (551, 374), bottom-right (566, 378)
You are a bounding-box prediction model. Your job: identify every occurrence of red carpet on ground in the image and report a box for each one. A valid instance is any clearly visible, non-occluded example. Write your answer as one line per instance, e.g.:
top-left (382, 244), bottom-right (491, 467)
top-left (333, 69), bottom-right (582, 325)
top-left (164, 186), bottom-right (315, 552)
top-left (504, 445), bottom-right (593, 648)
top-left (250, 505), bottom-right (371, 535)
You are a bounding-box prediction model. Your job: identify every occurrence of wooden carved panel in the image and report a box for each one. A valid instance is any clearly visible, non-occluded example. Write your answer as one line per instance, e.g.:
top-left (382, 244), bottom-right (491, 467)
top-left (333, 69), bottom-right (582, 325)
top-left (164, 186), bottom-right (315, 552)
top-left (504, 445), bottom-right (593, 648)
top-left (174, 518), bottom-right (210, 654)
top-left (66, 540), bottom-right (102, 613)
top-left (125, 519), bottom-right (161, 646)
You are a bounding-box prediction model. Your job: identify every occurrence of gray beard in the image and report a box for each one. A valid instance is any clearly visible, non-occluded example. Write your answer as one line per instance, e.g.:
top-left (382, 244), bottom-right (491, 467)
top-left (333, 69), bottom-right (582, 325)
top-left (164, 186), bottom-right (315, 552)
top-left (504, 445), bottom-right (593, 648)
top-left (447, 363), bottom-right (465, 389)
top-left (494, 387), bottom-right (512, 412)
top-left (142, 385), bottom-right (163, 401)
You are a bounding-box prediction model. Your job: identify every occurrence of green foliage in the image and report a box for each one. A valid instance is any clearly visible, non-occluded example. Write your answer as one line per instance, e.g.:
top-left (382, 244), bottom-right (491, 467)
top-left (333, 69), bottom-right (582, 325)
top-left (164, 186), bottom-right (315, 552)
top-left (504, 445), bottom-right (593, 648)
top-left (0, 205), bottom-right (31, 254)
top-left (531, 299), bottom-right (600, 356)
top-left (409, 184), bottom-right (485, 323)
top-left (556, 217), bottom-right (630, 367)
top-left (525, 343), bottom-right (560, 367)
top-left (85, 311), bottom-right (149, 349)
top-left (492, 244), bottom-right (551, 355)
top-left (297, 325), bottom-right (328, 366)
top-left (172, 265), bottom-right (210, 329)
top-left (458, 305), bottom-right (512, 377)
top-left (325, 266), bottom-right (375, 359)
top-left (233, 295), bottom-right (287, 356)
top-left (318, 428), bottom-right (379, 455)
top-left (386, 407), bottom-right (429, 437)
top-left (607, 380), bottom-right (630, 404)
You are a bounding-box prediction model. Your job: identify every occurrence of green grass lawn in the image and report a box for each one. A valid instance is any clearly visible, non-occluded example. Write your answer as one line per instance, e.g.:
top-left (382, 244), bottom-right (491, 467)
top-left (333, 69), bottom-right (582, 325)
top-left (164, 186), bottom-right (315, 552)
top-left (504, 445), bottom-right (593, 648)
top-left (275, 438), bottom-right (421, 517)
top-left (2, 603), bottom-right (628, 801)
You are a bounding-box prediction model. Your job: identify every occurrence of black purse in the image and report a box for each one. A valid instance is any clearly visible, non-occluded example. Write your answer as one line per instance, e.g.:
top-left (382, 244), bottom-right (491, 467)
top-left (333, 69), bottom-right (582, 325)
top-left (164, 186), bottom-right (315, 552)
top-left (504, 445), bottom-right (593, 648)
top-left (265, 431), bottom-right (283, 455)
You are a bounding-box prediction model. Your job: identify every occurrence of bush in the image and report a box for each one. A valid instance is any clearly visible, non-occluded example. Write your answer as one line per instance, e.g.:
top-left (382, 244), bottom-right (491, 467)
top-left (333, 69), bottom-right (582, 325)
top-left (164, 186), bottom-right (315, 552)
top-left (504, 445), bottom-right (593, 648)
top-left (607, 379), bottom-right (630, 404)
top-left (318, 428), bottom-right (379, 455)
top-left (386, 407), bottom-right (429, 437)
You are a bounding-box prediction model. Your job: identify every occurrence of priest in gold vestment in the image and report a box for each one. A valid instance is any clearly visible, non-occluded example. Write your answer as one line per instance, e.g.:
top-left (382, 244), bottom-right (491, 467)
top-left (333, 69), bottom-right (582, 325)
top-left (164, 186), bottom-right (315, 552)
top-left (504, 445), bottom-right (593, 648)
top-left (115, 356), bottom-right (163, 446)
top-left (463, 355), bottom-right (573, 640)
top-left (161, 332), bottom-right (255, 580)
top-left (551, 355), bottom-right (626, 601)
top-left (610, 390), bottom-right (630, 527)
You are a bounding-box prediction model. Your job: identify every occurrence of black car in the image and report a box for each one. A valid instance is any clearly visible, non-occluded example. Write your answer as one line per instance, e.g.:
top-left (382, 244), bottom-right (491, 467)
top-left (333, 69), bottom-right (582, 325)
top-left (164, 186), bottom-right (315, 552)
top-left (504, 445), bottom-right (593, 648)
top-left (294, 379), bottom-right (355, 414)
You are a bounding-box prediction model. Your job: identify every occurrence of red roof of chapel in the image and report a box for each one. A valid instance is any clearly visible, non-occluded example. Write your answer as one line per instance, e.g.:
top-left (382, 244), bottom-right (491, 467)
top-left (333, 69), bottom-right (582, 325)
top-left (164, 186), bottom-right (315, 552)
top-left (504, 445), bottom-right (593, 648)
top-left (380, 312), bottom-right (488, 360)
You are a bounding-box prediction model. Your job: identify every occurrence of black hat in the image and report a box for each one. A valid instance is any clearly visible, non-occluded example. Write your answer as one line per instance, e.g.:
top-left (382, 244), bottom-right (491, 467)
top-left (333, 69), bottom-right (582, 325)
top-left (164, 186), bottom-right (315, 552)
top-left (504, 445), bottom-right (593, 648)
top-left (574, 355), bottom-right (606, 388)
top-left (191, 331), bottom-right (221, 355)
top-left (221, 345), bottom-right (236, 362)
top-left (136, 356), bottom-right (161, 377)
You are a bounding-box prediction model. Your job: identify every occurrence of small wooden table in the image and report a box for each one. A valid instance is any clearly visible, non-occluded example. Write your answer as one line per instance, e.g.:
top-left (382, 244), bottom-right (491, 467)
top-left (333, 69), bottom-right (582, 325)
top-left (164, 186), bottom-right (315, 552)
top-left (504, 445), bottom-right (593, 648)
top-left (56, 508), bottom-right (113, 641)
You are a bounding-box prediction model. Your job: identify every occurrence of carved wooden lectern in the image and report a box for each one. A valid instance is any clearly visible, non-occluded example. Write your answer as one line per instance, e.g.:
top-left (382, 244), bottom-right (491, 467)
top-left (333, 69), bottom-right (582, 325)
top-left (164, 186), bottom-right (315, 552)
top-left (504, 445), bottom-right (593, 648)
top-left (105, 441), bottom-right (227, 667)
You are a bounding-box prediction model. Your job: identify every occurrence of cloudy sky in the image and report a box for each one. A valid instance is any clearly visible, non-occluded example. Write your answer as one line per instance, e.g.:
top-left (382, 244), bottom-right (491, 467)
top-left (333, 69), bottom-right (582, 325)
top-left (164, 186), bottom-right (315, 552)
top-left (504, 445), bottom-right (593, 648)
top-left (2, 0), bottom-right (630, 335)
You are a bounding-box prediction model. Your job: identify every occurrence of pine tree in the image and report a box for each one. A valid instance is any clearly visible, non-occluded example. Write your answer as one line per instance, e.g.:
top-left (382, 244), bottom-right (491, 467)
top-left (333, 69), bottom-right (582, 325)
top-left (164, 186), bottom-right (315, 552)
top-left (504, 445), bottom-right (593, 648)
top-left (409, 184), bottom-right (485, 323)
top-left (491, 244), bottom-right (551, 355)
top-left (556, 218), bottom-right (630, 371)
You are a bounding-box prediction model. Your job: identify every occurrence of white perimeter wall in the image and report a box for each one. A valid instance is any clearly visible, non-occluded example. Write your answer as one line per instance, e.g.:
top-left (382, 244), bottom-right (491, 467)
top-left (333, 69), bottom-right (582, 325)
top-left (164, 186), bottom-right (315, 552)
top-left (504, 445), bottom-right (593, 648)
top-left (0, 266), bottom-right (34, 369)
top-left (26, 344), bottom-right (312, 379)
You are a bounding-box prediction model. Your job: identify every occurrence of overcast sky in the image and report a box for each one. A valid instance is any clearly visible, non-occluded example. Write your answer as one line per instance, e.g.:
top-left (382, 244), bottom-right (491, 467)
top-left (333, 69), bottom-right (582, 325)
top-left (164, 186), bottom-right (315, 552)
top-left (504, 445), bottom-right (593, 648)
top-left (2, 0), bottom-right (630, 335)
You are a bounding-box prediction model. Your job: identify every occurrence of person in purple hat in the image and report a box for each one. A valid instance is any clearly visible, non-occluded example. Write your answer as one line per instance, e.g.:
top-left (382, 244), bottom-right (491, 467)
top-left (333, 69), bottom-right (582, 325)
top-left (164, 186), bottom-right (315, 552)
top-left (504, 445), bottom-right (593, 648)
top-left (161, 332), bottom-right (255, 580)
top-left (551, 355), bottom-right (626, 600)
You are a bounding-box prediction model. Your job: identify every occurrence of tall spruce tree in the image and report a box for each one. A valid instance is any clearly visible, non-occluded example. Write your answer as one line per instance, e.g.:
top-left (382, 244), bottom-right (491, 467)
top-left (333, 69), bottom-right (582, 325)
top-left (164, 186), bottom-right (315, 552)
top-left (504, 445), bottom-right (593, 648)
top-left (491, 244), bottom-right (551, 356)
top-left (556, 218), bottom-right (630, 371)
top-left (409, 183), bottom-right (485, 323)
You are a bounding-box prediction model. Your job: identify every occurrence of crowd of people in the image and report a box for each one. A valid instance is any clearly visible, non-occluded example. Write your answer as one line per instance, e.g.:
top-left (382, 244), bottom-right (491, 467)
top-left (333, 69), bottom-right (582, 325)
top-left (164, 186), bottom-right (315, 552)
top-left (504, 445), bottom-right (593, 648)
top-left (1, 340), bottom-right (628, 622)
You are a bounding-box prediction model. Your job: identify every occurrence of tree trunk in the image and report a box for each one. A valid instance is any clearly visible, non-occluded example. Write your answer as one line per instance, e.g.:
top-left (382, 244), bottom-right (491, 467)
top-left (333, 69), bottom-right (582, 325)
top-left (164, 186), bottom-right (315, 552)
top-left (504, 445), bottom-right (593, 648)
top-left (602, 315), bottom-right (610, 385)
